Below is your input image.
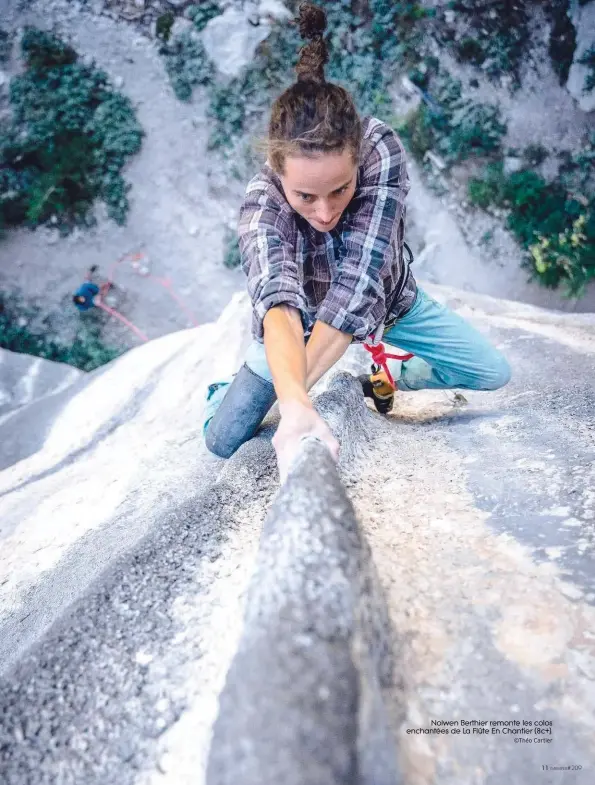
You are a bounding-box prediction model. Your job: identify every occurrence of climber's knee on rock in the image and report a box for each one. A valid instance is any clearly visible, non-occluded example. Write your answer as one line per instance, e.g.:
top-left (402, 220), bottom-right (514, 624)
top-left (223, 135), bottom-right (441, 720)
top-left (204, 363), bottom-right (277, 459)
top-left (204, 420), bottom-right (233, 458)
top-left (479, 351), bottom-right (511, 391)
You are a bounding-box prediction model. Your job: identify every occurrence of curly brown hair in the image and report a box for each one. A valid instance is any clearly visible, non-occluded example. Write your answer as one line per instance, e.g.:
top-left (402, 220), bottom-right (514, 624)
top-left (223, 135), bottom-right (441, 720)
top-left (254, 2), bottom-right (362, 176)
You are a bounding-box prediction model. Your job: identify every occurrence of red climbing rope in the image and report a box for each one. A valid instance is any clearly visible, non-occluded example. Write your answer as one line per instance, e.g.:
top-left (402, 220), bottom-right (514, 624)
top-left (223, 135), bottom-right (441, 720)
top-left (362, 342), bottom-right (414, 389)
top-left (95, 299), bottom-right (149, 342)
top-left (106, 251), bottom-right (198, 328)
top-left (88, 250), bottom-right (199, 343)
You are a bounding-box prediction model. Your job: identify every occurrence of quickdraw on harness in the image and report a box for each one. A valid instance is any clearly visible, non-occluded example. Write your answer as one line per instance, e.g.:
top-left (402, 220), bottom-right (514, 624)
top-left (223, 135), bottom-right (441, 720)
top-left (73, 251), bottom-right (198, 342)
top-left (360, 327), bottom-right (414, 414)
top-left (360, 241), bottom-right (415, 413)
top-left (363, 340), bottom-right (414, 389)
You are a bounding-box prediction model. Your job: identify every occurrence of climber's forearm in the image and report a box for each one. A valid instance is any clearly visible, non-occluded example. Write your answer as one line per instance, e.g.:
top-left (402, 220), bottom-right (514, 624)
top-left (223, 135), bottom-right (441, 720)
top-left (263, 305), bottom-right (310, 406)
top-left (305, 320), bottom-right (352, 391)
top-left (262, 308), bottom-right (352, 403)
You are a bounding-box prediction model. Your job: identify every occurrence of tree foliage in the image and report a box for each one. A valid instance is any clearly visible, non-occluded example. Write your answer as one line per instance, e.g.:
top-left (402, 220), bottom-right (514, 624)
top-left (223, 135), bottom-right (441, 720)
top-left (0, 27), bottom-right (143, 233)
top-left (0, 291), bottom-right (123, 371)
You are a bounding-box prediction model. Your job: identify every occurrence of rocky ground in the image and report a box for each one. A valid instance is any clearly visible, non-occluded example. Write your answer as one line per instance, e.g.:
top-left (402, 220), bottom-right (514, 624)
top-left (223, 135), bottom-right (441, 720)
top-left (0, 0), bottom-right (249, 352)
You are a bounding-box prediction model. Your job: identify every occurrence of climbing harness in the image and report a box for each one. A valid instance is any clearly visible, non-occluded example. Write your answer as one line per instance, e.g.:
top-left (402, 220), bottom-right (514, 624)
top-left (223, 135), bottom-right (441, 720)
top-left (360, 241), bottom-right (416, 413)
top-left (73, 250), bottom-right (198, 343)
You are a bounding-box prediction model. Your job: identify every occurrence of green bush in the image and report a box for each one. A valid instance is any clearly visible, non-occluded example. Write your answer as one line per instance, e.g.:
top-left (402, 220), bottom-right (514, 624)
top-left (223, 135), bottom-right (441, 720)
top-left (446, 102), bottom-right (506, 160)
top-left (480, 229), bottom-right (494, 246)
top-left (222, 225), bottom-right (241, 269)
top-left (503, 170), bottom-right (569, 246)
top-left (557, 133), bottom-right (595, 197)
top-left (579, 45), bottom-right (595, 93)
top-left (0, 292), bottom-right (123, 371)
top-left (529, 213), bottom-right (593, 295)
top-left (186, 1), bottom-right (223, 32)
top-left (445, 0), bottom-right (532, 84)
top-left (156, 12), bottom-right (175, 43)
top-left (468, 161), bottom-right (507, 208)
top-left (207, 82), bottom-right (247, 153)
top-left (548, 0), bottom-right (577, 85)
top-left (21, 26), bottom-right (77, 68)
top-left (0, 27), bottom-right (12, 62)
top-left (523, 143), bottom-right (549, 167)
top-left (398, 70), bottom-right (506, 165)
top-left (468, 178), bottom-right (496, 209)
top-left (431, 68), bottom-right (463, 108)
top-left (446, 1), bottom-right (578, 88)
top-left (160, 30), bottom-right (215, 101)
top-left (0, 27), bottom-right (143, 232)
top-left (397, 104), bottom-right (435, 160)
top-left (456, 37), bottom-right (485, 66)
top-left (158, 2), bottom-right (222, 100)
top-left (467, 162), bottom-right (595, 296)
top-left (368, 0), bottom-right (432, 66)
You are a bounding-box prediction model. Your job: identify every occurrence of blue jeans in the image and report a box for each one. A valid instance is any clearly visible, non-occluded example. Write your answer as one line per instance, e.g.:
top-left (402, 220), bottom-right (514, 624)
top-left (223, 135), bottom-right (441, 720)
top-left (203, 287), bottom-right (511, 435)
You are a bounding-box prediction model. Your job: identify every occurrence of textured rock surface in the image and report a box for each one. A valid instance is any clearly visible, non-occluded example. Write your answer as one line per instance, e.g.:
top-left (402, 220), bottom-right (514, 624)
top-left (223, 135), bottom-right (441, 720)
top-left (0, 283), bottom-right (594, 784)
top-left (207, 408), bottom-right (399, 785)
top-left (202, 1), bottom-right (292, 80)
top-left (202, 7), bottom-right (269, 80)
top-left (0, 348), bottom-right (81, 418)
top-left (0, 350), bottom-right (83, 472)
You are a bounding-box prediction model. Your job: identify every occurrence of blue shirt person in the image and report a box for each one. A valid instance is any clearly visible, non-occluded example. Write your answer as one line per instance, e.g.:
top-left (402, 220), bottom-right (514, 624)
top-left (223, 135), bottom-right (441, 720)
top-left (73, 282), bottom-right (100, 312)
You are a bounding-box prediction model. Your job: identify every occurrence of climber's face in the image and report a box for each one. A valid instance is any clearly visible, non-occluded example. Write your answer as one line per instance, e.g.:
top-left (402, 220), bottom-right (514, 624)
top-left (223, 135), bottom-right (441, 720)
top-left (280, 148), bottom-right (358, 232)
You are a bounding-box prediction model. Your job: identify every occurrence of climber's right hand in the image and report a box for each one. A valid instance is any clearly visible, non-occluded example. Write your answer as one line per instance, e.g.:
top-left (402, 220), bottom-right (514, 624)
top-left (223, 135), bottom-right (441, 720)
top-left (272, 399), bottom-right (340, 484)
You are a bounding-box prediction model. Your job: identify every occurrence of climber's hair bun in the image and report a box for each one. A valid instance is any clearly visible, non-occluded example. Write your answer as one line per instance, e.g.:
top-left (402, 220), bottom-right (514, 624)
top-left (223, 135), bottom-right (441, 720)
top-left (259, 0), bottom-right (362, 176)
top-left (295, 2), bottom-right (329, 85)
top-left (298, 1), bottom-right (326, 40)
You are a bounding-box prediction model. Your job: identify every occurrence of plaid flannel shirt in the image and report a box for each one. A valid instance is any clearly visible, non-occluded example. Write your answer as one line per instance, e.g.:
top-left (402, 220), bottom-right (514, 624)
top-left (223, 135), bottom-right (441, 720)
top-left (237, 115), bottom-right (417, 344)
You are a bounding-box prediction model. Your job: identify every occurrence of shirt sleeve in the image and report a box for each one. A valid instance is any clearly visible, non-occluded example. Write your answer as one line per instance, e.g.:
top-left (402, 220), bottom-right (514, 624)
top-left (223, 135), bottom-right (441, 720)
top-left (238, 185), bottom-right (307, 342)
top-left (315, 127), bottom-right (410, 340)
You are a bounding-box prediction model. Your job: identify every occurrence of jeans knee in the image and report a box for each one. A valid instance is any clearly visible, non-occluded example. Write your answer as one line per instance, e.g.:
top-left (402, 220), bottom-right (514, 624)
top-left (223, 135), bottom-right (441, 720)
top-left (203, 364), bottom-right (277, 459)
top-left (204, 422), bottom-right (234, 458)
top-left (481, 352), bottom-right (511, 390)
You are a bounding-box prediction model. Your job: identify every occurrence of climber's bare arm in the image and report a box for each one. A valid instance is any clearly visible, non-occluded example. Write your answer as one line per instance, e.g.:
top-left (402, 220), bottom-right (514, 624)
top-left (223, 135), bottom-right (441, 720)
top-left (262, 307), bottom-right (352, 401)
top-left (262, 304), bottom-right (309, 406)
top-left (262, 305), bottom-right (341, 481)
top-left (304, 320), bottom-right (352, 391)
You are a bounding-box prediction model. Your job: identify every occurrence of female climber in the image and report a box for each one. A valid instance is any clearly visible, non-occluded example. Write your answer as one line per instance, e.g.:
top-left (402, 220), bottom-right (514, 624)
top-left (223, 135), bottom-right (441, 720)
top-left (203, 2), bottom-right (511, 481)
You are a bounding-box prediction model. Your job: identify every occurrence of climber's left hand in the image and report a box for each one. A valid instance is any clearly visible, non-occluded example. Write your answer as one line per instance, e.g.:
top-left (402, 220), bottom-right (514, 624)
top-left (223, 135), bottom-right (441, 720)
top-left (272, 399), bottom-right (340, 483)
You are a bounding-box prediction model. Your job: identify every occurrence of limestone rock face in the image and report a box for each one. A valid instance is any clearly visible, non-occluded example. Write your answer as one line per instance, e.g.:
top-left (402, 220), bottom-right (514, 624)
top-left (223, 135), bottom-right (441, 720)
top-left (0, 349), bottom-right (83, 471)
top-left (0, 348), bottom-right (81, 418)
top-left (202, 1), bottom-right (292, 80)
top-left (0, 285), bottom-right (594, 783)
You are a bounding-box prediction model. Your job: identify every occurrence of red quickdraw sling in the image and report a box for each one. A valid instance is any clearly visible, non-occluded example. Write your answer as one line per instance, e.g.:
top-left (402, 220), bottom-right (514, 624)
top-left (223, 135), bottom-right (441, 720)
top-left (362, 239), bottom-right (416, 388)
top-left (362, 342), bottom-right (414, 389)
